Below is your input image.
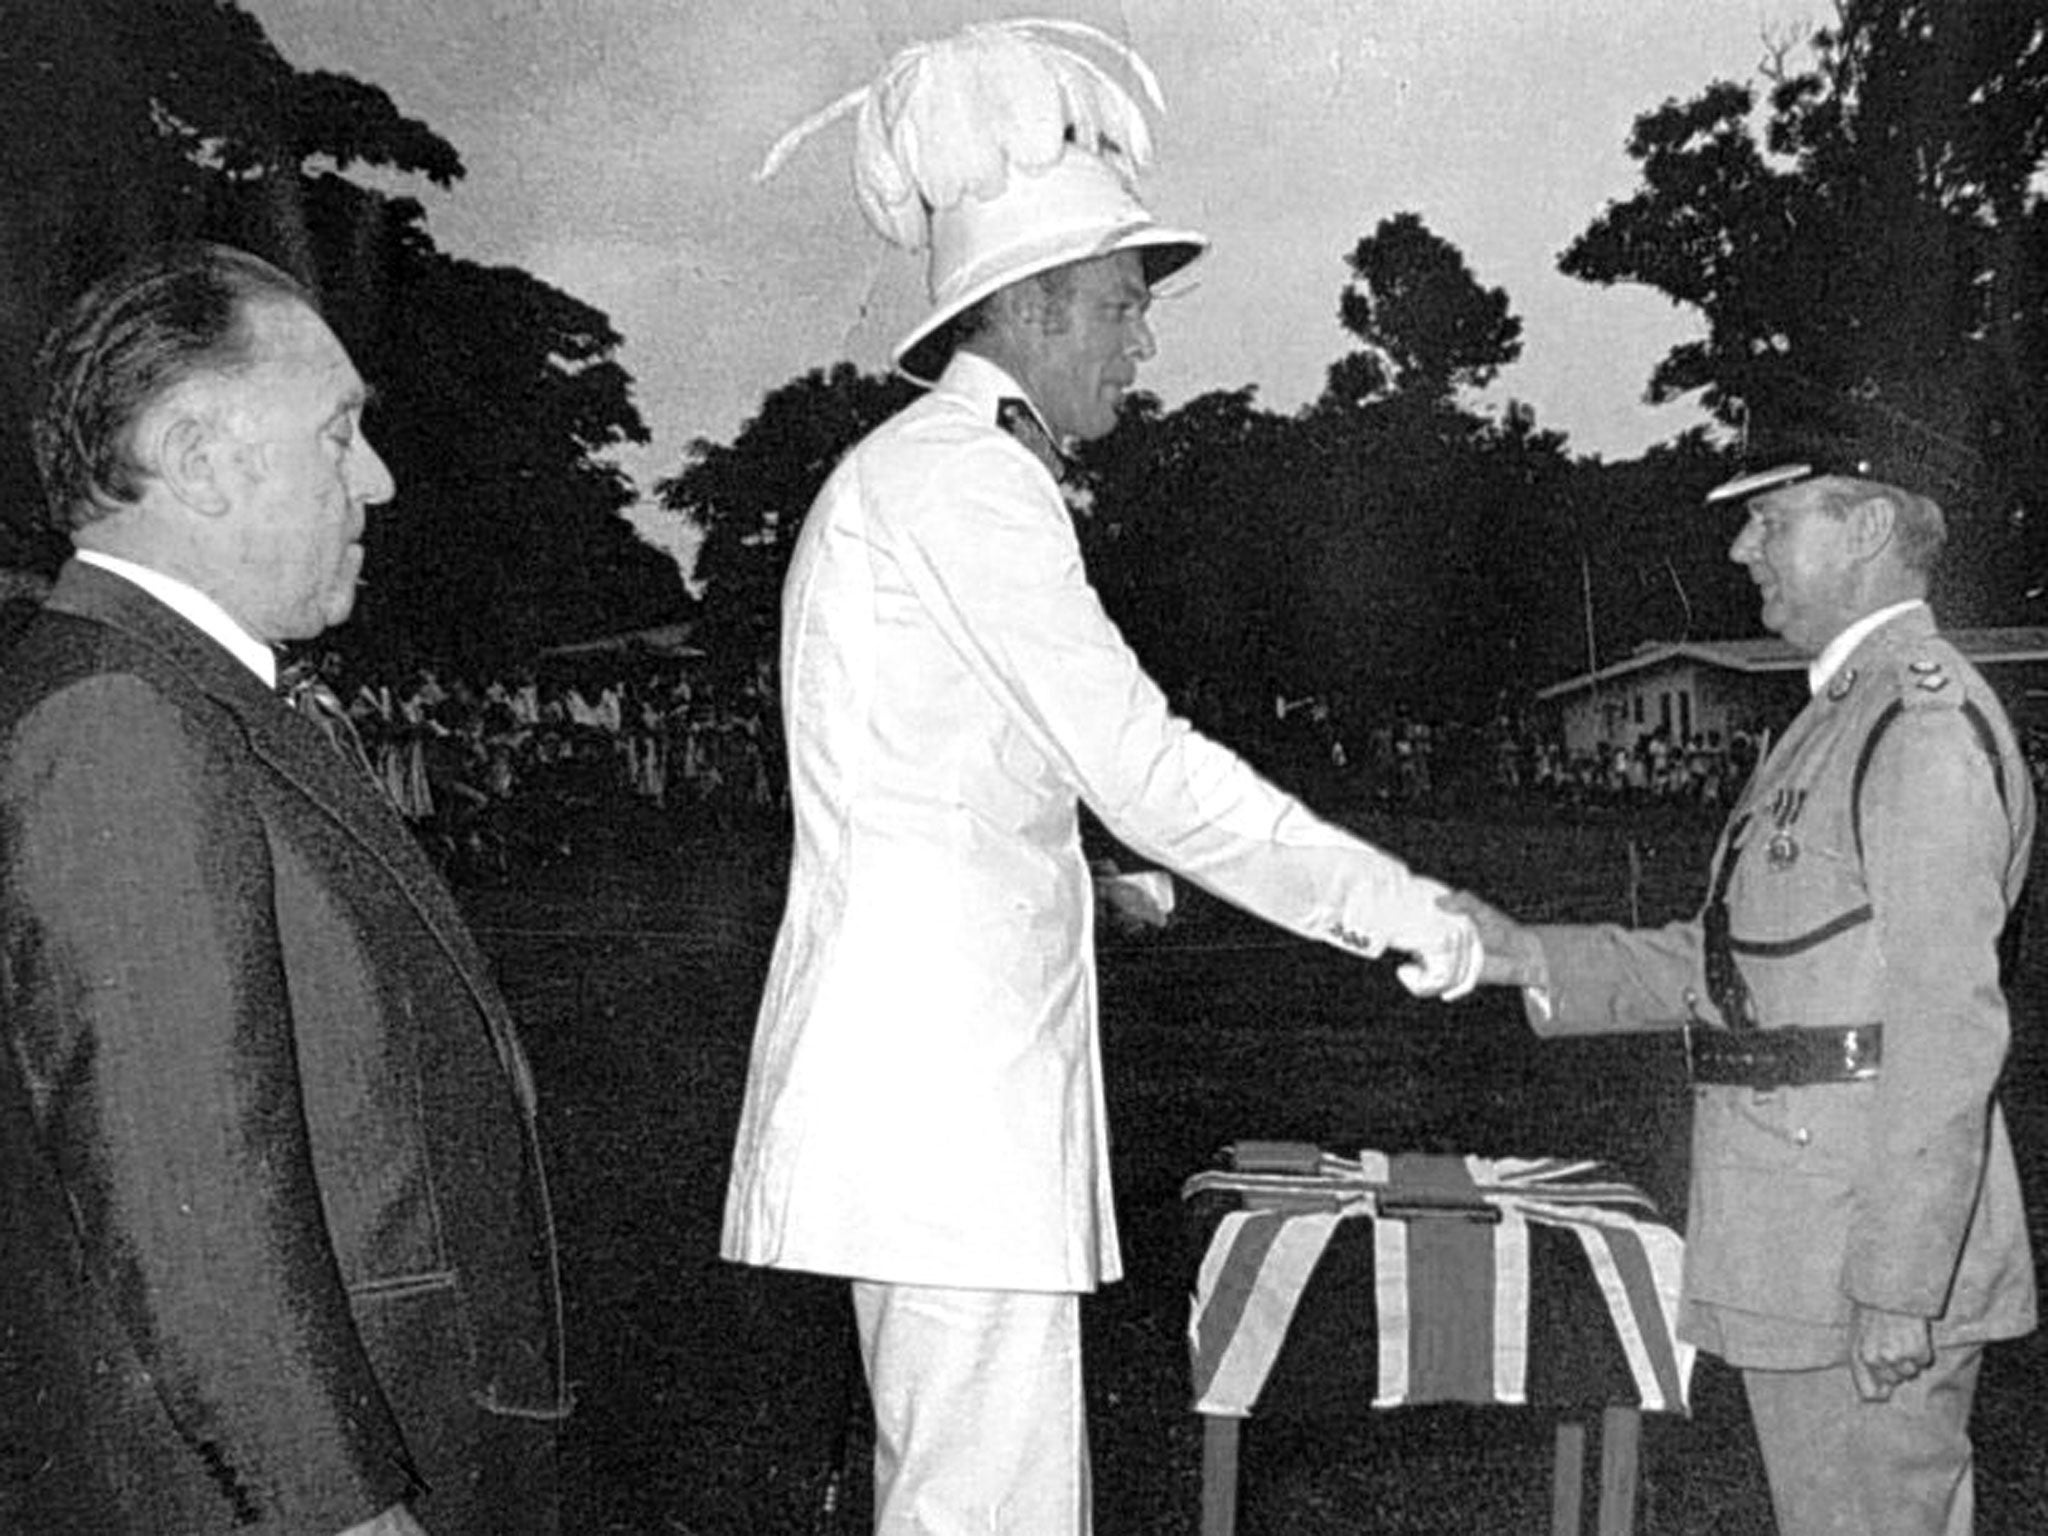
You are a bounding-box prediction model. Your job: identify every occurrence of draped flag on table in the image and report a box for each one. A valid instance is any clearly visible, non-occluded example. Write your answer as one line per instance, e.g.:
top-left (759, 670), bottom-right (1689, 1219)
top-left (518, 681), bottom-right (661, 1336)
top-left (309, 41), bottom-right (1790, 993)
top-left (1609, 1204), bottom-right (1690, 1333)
top-left (1185, 1150), bottom-right (1694, 1420)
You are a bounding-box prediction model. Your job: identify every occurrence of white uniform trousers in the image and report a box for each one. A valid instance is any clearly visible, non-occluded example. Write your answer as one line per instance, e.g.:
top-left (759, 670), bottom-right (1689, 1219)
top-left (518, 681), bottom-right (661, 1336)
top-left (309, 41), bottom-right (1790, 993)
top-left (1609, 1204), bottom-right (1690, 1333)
top-left (1741, 1344), bottom-right (1983, 1536)
top-left (851, 1281), bottom-right (1090, 1535)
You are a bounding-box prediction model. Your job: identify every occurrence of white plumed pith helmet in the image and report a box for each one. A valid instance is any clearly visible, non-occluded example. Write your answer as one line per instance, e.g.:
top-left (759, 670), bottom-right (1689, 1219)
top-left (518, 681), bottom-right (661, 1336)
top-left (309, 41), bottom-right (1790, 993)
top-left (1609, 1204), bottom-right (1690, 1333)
top-left (757, 17), bottom-right (1208, 385)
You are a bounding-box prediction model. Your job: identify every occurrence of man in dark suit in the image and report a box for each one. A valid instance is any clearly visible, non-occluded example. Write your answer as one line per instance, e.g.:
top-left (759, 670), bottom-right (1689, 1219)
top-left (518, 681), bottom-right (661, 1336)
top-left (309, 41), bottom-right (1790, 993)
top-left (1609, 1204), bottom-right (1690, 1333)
top-left (0, 243), bottom-right (567, 1534)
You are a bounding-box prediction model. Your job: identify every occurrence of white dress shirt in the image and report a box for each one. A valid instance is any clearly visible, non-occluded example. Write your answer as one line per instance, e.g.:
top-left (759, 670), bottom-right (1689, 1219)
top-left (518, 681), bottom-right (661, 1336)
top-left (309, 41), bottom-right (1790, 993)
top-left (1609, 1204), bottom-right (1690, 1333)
top-left (1808, 598), bottom-right (1926, 697)
top-left (74, 550), bottom-right (276, 686)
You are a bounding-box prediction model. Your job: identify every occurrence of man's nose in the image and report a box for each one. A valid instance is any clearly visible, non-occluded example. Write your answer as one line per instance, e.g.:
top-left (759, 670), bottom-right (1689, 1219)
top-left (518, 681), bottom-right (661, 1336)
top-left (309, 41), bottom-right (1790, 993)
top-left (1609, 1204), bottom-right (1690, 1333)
top-left (1729, 521), bottom-right (1759, 564)
top-left (354, 437), bottom-right (397, 506)
top-left (1127, 314), bottom-right (1156, 362)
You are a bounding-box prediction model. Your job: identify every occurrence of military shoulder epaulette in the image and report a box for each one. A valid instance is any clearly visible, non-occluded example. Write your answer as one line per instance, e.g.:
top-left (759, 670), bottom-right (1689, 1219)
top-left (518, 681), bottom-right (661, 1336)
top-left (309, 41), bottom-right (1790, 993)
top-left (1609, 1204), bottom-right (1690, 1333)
top-left (1852, 648), bottom-right (2010, 852)
top-left (1895, 650), bottom-right (1965, 709)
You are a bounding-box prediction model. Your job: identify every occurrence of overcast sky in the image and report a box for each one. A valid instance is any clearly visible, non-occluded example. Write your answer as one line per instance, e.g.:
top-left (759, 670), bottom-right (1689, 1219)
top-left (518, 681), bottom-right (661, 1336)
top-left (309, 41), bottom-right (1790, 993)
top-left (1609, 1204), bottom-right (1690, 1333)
top-left (243, 0), bottom-right (1823, 539)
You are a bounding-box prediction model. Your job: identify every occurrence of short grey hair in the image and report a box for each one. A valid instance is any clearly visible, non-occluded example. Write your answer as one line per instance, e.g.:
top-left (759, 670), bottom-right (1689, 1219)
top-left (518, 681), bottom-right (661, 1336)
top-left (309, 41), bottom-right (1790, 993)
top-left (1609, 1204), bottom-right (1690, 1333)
top-left (31, 242), bottom-right (311, 532)
top-left (1813, 475), bottom-right (1948, 573)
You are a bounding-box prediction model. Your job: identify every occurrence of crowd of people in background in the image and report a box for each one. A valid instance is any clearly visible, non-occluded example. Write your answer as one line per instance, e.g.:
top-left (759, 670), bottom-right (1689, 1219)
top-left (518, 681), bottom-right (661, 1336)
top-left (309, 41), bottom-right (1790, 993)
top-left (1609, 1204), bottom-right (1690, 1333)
top-left (305, 645), bottom-right (2048, 895)
top-left (1239, 684), bottom-right (2048, 815)
top-left (1189, 677), bottom-right (1769, 817)
top-left (308, 645), bottom-right (1800, 891)
top-left (1504, 724), bottom-right (1763, 810)
top-left (305, 647), bottom-right (785, 883)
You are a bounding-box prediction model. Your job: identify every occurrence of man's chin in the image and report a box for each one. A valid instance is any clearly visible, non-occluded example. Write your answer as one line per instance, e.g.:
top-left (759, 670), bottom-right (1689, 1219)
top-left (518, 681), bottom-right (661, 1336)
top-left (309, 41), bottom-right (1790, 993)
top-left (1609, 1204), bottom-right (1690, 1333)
top-left (321, 586), bottom-right (359, 633)
top-left (1078, 399), bottom-right (1122, 440)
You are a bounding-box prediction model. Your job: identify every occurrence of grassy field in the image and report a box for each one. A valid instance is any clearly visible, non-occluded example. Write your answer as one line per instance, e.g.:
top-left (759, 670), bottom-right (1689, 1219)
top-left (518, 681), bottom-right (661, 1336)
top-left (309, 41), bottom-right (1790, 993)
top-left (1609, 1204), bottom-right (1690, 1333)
top-left (467, 804), bottom-right (2048, 1534)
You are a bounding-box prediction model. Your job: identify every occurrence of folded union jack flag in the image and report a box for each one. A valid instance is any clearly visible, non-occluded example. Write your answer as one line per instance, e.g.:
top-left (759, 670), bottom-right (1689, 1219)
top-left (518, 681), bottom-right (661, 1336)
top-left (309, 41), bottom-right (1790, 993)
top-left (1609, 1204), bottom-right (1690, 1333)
top-left (1185, 1149), bottom-right (1694, 1419)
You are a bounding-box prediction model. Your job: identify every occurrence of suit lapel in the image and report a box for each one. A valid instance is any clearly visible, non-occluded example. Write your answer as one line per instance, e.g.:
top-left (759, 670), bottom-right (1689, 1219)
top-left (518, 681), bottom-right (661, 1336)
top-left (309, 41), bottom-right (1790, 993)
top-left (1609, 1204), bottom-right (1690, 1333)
top-left (41, 562), bottom-right (536, 1112)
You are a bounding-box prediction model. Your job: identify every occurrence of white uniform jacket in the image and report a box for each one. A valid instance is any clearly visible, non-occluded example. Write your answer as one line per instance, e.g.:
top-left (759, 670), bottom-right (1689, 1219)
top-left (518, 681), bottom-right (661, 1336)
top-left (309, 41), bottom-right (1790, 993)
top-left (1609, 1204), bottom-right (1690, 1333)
top-left (721, 352), bottom-right (1459, 1292)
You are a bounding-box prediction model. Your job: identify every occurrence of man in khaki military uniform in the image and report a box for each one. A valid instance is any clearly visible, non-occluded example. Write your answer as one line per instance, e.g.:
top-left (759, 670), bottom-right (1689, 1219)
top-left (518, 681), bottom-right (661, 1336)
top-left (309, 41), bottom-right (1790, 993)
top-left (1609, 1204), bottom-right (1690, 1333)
top-left (1457, 458), bottom-right (2035, 1535)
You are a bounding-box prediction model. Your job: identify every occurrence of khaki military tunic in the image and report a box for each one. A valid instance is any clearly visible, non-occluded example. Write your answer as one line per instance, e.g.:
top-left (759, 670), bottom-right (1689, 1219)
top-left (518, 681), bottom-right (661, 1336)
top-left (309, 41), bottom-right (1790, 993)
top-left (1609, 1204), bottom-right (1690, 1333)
top-left (1533, 606), bottom-right (2036, 1367)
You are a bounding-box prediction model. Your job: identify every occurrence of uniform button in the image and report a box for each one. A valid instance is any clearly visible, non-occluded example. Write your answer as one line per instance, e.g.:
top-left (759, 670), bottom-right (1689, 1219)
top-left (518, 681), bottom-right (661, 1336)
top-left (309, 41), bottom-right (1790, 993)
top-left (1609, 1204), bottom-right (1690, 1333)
top-left (1793, 1127), bottom-right (1811, 1147)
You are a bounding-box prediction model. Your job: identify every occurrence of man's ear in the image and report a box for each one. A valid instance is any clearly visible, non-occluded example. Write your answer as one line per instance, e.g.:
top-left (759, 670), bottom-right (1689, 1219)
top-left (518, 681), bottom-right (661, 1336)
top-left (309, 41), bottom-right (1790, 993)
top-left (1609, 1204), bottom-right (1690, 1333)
top-left (140, 402), bottom-right (233, 518)
top-left (1844, 491), bottom-right (1897, 561)
top-left (983, 286), bottom-right (1032, 342)
top-left (1004, 276), bottom-right (1059, 338)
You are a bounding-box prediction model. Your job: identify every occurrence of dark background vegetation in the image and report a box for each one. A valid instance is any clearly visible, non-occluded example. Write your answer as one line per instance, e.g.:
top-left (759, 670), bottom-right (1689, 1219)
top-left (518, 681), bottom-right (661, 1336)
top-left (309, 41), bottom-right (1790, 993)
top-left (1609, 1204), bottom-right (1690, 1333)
top-left (0, 0), bottom-right (686, 671)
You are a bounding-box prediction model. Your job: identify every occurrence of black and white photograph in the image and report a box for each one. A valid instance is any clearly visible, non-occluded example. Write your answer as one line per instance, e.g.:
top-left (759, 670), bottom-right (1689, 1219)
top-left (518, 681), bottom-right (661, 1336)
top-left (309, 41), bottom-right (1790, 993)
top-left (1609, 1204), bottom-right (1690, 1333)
top-left (4, 3), bottom-right (2047, 1532)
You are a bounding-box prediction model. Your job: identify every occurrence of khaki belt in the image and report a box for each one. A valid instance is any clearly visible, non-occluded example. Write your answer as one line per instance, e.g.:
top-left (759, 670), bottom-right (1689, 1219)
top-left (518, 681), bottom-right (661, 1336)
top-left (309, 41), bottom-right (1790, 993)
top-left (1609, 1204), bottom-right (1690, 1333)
top-left (1685, 1022), bottom-right (1883, 1089)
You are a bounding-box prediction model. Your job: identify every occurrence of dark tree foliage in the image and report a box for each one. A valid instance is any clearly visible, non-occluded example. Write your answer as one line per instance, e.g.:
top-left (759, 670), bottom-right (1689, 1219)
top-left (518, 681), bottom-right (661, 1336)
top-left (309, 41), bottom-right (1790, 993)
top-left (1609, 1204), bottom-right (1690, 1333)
top-left (1325, 211), bottom-right (1524, 409)
top-left (670, 131), bottom-right (1935, 731)
top-left (1073, 379), bottom-right (1614, 732)
top-left (0, 0), bottom-right (683, 667)
top-left (1561, 0), bottom-right (2048, 622)
top-left (1271, 213), bottom-right (1557, 715)
top-left (1552, 431), bottom-right (1763, 658)
top-left (655, 364), bottom-right (918, 690)
top-left (1079, 349), bottom-right (1751, 730)
top-left (0, 0), bottom-right (461, 569)
top-left (1072, 385), bottom-right (1300, 703)
top-left (659, 218), bottom-right (1734, 740)
top-left (1284, 398), bottom-right (1496, 706)
top-left (309, 200), bottom-right (679, 670)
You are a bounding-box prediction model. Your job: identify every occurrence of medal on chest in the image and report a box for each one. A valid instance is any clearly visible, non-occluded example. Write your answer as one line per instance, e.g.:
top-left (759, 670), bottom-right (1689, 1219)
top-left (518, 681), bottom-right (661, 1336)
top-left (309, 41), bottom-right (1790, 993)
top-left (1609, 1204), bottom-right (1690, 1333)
top-left (1763, 785), bottom-right (1806, 870)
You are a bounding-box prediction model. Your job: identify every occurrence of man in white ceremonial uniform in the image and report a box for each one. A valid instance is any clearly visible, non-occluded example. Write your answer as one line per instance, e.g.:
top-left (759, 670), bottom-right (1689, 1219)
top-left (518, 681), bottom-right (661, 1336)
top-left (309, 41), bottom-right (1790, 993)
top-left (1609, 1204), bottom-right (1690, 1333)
top-left (720, 21), bottom-right (1483, 1535)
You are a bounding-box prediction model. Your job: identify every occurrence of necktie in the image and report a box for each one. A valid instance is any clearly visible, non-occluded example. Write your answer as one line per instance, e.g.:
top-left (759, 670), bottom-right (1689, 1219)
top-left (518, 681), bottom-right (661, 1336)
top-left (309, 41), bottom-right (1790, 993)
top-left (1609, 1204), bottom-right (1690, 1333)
top-left (277, 663), bottom-right (393, 807)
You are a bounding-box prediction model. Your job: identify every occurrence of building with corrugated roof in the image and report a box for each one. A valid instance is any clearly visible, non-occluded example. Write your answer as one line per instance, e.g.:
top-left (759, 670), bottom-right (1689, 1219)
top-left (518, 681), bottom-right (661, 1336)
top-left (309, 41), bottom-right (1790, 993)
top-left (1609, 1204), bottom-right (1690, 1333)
top-left (1537, 628), bottom-right (2048, 758)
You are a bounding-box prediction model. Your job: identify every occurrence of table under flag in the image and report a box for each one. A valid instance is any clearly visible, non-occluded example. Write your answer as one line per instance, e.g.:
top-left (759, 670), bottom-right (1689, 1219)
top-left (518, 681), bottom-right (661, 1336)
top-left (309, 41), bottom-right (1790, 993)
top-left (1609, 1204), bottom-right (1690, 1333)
top-left (1185, 1149), bottom-right (1694, 1420)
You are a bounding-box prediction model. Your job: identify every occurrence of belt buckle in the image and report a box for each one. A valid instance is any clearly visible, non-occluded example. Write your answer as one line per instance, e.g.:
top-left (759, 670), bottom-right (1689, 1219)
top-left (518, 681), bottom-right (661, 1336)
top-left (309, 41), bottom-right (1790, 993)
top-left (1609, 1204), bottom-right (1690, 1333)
top-left (1683, 990), bottom-right (1757, 1094)
top-left (1748, 1024), bottom-right (1780, 1102)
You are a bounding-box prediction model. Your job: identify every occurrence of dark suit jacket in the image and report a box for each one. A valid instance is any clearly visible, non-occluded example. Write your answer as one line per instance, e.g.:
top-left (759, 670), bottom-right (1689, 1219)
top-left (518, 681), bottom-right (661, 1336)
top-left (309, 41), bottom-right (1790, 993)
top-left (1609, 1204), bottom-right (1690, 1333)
top-left (0, 561), bottom-right (567, 1533)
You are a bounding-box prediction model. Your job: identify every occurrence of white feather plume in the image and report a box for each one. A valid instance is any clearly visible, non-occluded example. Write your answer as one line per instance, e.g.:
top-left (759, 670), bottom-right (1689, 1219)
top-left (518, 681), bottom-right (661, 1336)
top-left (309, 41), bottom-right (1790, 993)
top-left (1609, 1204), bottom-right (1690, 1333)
top-left (756, 17), bottom-right (1168, 253)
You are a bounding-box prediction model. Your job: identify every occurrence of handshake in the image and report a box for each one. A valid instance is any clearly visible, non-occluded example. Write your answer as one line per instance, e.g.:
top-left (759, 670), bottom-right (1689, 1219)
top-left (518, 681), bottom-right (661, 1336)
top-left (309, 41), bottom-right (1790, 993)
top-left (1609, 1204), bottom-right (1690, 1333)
top-left (1330, 882), bottom-right (1551, 1001)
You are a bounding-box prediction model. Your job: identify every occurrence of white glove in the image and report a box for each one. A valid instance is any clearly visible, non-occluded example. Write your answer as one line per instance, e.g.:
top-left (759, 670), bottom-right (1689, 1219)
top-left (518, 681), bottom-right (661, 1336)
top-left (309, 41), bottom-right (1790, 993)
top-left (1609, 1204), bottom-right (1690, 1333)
top-left (1394, 906), bottom-right (1483, 1001)
top-left (1325, 875), bottom-right (1484, 1001)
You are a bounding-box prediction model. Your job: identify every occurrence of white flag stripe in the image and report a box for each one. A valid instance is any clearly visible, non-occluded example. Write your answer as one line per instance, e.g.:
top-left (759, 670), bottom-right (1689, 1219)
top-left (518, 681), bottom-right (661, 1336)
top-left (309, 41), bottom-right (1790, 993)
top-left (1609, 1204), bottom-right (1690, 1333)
top-left (1513, 1196), bottom-right (1695, 1410)
top-left (1195, 1209), bottom-right (1341, 1414)
top-left (1493, 1208), bottom-right (1532, 1405)
top-left (1563, 1222), bottom-right (1665, 1409)
top-left (1371, 1211), bottom-right (1409, 1408)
